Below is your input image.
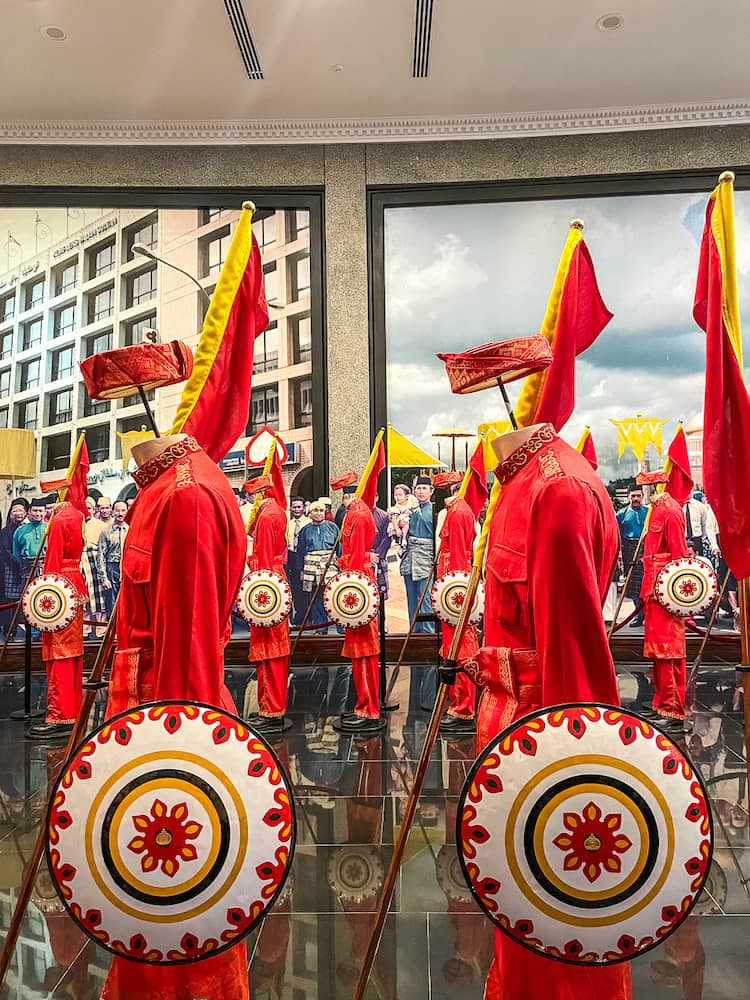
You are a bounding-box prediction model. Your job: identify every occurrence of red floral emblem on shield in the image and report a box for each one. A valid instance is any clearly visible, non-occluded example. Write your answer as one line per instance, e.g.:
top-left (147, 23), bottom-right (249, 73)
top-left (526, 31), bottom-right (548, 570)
top-left (450, 589), bottom-right (465, 610)
top-left (678, 578), bottom-right (698, 598)
top-left (552, 801), bottom-right (632, 883)
top-left (254, 589), bottom-right (272, 608)
top-left (39, 594), bottom-right (56, 614)
top-left (127, 799), bottom-right (202, 878)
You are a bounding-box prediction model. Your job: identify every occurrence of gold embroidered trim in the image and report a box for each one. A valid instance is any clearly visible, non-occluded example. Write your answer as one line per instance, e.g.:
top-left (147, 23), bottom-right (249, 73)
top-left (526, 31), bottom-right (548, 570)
top-left (132, 436), bottom-right (201, 489)
top-left (539, 451), bottom-right (563, 480)
top-left (496, 424), bottom-right (555, 484)
top-left (174, 460), bottom-right (194, 489)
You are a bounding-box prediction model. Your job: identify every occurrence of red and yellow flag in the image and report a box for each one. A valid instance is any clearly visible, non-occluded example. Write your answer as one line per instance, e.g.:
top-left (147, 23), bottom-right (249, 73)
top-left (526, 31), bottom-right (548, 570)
top-left (663, 424), bottom-right (693, 507)
top-left (693, 172), bottom-right (750, 579)
top-left (515, 221), bottom-right (612, 432)
top-left (357, 429), bottom-right (386, 510)
top-left (458, 438), bottom-right (488, 518)
top-left (575, 426), bottom-right (598, 471)
top-left (169, 202), bottom-right (268, 461)
top-left (40, 433), bottom-right (90, 518)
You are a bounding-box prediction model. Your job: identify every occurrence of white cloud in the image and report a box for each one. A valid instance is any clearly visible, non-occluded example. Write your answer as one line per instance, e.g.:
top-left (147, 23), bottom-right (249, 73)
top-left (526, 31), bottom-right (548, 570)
top-left (386, 232), bottom-right (488, 321)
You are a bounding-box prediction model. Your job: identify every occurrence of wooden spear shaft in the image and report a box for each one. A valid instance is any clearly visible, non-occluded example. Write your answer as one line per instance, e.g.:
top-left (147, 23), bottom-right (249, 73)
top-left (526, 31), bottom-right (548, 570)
top-left (739, 578), bottom-right (750, 803)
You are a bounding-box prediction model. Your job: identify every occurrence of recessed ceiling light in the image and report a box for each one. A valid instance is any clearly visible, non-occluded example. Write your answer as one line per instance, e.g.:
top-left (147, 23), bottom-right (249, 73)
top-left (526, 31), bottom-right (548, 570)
top-left (596, 13), bottom-right (624, 31)
top-left (41, 25), bottom-right (67, 41)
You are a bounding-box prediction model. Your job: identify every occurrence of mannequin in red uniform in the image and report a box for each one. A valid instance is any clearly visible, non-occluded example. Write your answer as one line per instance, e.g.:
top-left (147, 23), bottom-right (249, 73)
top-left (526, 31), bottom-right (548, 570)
top-left (102, 434), bottom-right (249, 1000)
top-left (334, 473), bottom-right (383, 734)
top-left (637, 471), bottom-right (688, 740)
top-left (29, 499), bottom-right (87, 740)
top-left (244, 474), bottom-right (291, 733)
top-left (453, 424), bottom-right (631, 1000)
top-left (434, 471), bottom-right (478, 735)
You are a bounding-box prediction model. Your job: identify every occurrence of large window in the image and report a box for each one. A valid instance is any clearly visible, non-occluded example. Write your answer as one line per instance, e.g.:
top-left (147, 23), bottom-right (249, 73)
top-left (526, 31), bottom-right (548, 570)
top-left (247, 385), bottom-right (279, 434)
top-left (47, 387), bottom-right (73, 425)
top-left (126, 268), bottom-right (156, 307)
top-left (0, 407), bottom-right (7, 429)
top-left (290, 253), bottom-right (310, 300)
top-left (89, 240), bottom-right (115, 278)
top-left (54, 260), bottom-right (78, 296)
top-left (0, 292), bottom-right (14, 322)
top-left (123, 313), bottom-right (157, 346)
top-left (292, 377), bottom-right (313, 428)
top-left (126, 215), bottom-right (157, 258)
top-left (0, 368), bottom-right (10, 397)
top-left (50, 344), bottom-right (75, 381)
top-left (86, 422), bottom-right (110, 463)
top-left (24, 276), bottom-right (44, 310)
top-left (82, 328), bottom-right (112, 358)
top-left (20, 317), bottom-right (42, 351)
top-left (291, 313), bottom-right (312, 365)
top-left (42, 431), bottom-right (71, 472)
top-left (253, 324), bottom-right (278, 373)
top-left (0, 331), bottom-right (11, 360)
top-left (202, 227), bottom-right (231, 277)
top-left (52, 302), bottom-right (76, 339)
top-left (88, 285), bottom-right (114, 322)
top-left (18, 356), bottom-right (40, 391)
top-left (15, 397), bottom-right (37, 430)
top-left (82, 385), bottom-right (110, 417)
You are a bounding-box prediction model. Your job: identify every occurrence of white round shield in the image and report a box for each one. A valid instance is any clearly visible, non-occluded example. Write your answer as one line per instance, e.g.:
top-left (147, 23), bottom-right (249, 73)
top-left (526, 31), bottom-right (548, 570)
top-left (22, 572), bottom-right (80, 633)
top-left (655, 556), bottom-right (718, 618)
top-left (323, 570), bottom-right (380, 628)
top-left (235, 570), bottom-right (292, 628)
top-left (430, 571), bottom-right (484, 626)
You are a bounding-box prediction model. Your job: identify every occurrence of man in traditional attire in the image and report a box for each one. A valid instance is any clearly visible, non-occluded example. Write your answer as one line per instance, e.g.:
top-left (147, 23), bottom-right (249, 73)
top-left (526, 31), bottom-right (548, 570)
top-left (332, 472), bottom-right (383, 734)
top-left (244, 474), bottom-right (291, 733)
top-left (98, 499), bottom-right (128, 617)
top-left (0, 498), bottom-right (28, 640)
top-left (445, 416), bottom-right (631, 1000)
top-left (80, 495), bottom-right (106, 638)
top-left (12, 496), bottom-right (46, 581)
top-left (297, 501), bottom-right (338, 627)
top-left (400, 475), bottom-right (435, 633)
top-left (616, 485), bottom-right (647, 625)
top-left (285, 495), bottom-right (310, 624)
top-left (433, 471), bottom-right (478, 735)
top-left (80, 341), bottom-right (250, 1000)
top-left (28, 491), bottom-right (87, 740)
top-left (637, 469), bottom-right (689, 740)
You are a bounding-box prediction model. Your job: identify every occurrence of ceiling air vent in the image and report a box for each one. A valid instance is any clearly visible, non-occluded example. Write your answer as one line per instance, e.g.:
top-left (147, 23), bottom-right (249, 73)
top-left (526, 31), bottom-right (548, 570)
top-left (412, 0), bottom-right (435, 78)
top-left (223, 0), bottom-right (263, 80)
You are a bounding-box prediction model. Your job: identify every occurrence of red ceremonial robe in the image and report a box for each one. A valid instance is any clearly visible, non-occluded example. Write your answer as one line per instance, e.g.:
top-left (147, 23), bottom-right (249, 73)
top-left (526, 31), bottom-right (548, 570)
top-left (437, 495), bottom-right (478, 720)
top-left (641, 492), bottom-right (688, 719)
top-left (41, 501), bottom-right (87, 724)
top-left (339, 498), bottom-right (380, 719)
top-left (472, 425), bottom-right (631, 1000)
top-left (102, 436), bottom-right (249, 1000)
top-left (247, 495), bottom-right (291, 718)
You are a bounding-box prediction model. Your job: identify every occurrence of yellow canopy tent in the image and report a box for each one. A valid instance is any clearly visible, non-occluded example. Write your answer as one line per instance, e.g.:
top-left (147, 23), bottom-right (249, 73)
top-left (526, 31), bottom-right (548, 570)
top-left (386, 424), bottom-right (444, 505)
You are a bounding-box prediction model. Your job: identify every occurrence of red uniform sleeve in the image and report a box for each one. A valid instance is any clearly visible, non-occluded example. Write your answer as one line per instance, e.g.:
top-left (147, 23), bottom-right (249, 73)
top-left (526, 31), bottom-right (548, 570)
top-left (446, 500), bottom-right (475, 573)
top-left (249, 502), bottom-right (287, 571)
top-left (526, 477), bottom-right (620, 707)
top-left (150, 486), bottom-right (246, 704)
top-left (664, 504), bottom-right (689, 559)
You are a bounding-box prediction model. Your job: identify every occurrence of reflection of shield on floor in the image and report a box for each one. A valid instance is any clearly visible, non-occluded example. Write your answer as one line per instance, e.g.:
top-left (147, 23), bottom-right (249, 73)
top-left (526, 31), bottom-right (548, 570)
top-left (46, 701), bottom-right (295, 964)
top-left (693, 858), bottom-right (727, 914)
top-left (458, 703), bottom-right (712, 965)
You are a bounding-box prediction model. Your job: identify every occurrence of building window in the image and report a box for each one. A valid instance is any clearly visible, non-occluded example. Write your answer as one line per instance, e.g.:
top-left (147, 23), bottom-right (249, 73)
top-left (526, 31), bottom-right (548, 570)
top-left (127, 268), bottom-right (157, 307)
top-left (201, 208), bottom-right (230, 224)
top-left (48, 387), bottom-right (73, 425)
top-left (51, 345), bottom-right (75, 381)
top-left (89, 240), bottom-right (115, 279)
top-left (52, 302), bottom-right (76, 339)
top-left (86, 423), bottom-right (110, 463)
top-left (123, 313), bottom-right (157, 346)
top-left (256, 213), bottom-right (277, 250)
top-left (0, 332), bottom-right (11, 361)
top-left (292, 378), bottom-right (313, 428)
top-left (88, 286), bottom-right (114, 323)
top-left (291, 253), bottom-right (311, 300)
top-left (247, 385), bottom-right (279, 434)
top-left (19, 357), bottom-right (40, 392)
top-left (202, 227), bottom-right (231, 277)
top-left (126, 216), bottom-right (158, 258)
top-left (54, 260), bottom-right (78, 296)
top-left (0, 292), bottom-right (14, 322)
top-left (291, 313), bottom-right (312, 365)
top-left (0, 407), bottom-right (7, 429)
top-left (118, 387), bottom-right (154, 409)
top-left (263, 263), bottom-right (279, 304)
top-left (42, 431), bottom-right (71, 472)
top-left (0, 368), bottom-right (10, 397)
top-left (24, 277), bottom-right (45, 310)
top-left (290, 210), bottom-right (310, 241)
top-left (15, 398), bottom-right (38, 430)
top-left (82, 328), bottom-right (112, 358)
top-left (253, 324), bottom-right (278, 374)
top-left (82, 385), bottom-right (110, 417)
top-left (20, 317), bottom-right (42, 351)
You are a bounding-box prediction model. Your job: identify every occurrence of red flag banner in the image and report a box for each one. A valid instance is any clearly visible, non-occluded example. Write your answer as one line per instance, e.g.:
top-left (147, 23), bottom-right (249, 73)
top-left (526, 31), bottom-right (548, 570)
top-left (515, 222), bottom-right (613, 432)
top-left (357, 431), bottom-right (386, 510)
top-left (575, 426), bottom-right (598, 471)
top-left (40, 434), bottom-right (90, 518)
top-left (664, 425), bottom-right (693, 507)
top-left (459, 439), bottom-right (488, 519)
top-left (169, 202), bottom-right (268, 461)
top-left (693, 173), bottom-right (750, 580)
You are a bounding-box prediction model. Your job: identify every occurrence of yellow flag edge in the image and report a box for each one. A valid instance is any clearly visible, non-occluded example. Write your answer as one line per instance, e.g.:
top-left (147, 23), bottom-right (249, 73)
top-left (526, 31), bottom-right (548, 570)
top-left (355, 428), bottom-right (386, 500)
top-left (711, 180), bottom-right (743, 368)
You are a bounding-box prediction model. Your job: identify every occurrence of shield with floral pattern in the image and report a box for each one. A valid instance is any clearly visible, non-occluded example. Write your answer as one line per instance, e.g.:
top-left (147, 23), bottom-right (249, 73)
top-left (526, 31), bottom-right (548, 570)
top-left (22, 572), bottom-right (81, 633)
top-left (430, 571), bottom-right (484, 626)
top-left (323, 570), bottom-right (380, 628)
top-left (458, 703), bottom-right (712, 965)
top-left (655, 556), bottom-right (718, 617)
top-left (46, 701), bottom-right (295, 964)
top-left (235, 569), bottom-right (292, 627)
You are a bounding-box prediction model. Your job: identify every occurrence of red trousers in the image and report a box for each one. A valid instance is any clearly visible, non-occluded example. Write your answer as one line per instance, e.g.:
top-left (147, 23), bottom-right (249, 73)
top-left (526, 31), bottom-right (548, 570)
top-left (448, 670), bottom-right (476, 720)
top-left (257, 655), bottom-right (289, 718)
top-left (652, 657), bottom-right (687, 719)
top-left (352, 655), bottom-right (380, 718)
top-left (44, 655), bottom-right (82, 724)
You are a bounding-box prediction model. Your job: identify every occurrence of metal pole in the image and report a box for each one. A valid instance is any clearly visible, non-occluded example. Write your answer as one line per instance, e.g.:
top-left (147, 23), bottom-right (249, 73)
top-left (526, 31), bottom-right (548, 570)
top-left (137, 386), bottom-right (161, 438)
top-left (738, 578), bottom-right (750, 810)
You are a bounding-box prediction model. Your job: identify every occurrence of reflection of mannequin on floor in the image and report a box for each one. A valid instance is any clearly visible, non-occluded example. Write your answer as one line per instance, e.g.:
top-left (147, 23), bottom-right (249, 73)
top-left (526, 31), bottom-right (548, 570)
top-left (436, 736), bottom-right (493, 987)
top-left (650, 917), bottom-right (705, 1000)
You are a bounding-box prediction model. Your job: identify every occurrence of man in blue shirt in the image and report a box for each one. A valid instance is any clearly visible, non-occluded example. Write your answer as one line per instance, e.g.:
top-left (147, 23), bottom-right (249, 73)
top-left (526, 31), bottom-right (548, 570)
top-left (12, 497), bottom-right (47, 582)
top-left (616, 485), bottom-right (647, 625)
top-left (297, 500), bottom-right (339, 627)
top-left (400, 475), bottom-right (436, 634)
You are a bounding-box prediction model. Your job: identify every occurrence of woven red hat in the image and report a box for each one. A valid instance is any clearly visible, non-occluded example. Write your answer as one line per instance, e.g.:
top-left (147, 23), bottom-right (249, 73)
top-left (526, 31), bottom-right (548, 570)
top-left (433, 471), bottom-right (463, 489)
top-left (39, 475), bottom-right (73, 493)
top-left (80, 341), bottom-right (194, 400)
top-left (636, 470), bottom-right (669, 486)
top-left (243, 475), bottom-right (273, 496)
top-left (330, 471), bottom-right (358, 491)
top-left (437, 335), bottom-right (553, 394)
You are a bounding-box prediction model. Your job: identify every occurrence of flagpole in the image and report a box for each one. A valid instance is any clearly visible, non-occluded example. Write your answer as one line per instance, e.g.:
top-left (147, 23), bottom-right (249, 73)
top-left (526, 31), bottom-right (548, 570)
top-left (687, 567), bottom-right (732, 687)
top-left (739, 579), bottom-right (750, 798)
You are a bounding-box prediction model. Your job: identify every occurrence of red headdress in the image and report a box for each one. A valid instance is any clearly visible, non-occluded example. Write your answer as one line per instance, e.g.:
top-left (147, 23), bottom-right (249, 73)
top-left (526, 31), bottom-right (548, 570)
top-left (437, 335), bottom-right (553, 394)
top-left (80, 341), bottom-right (194, 400)
top-left (433, 471), bottom-right (463, 489)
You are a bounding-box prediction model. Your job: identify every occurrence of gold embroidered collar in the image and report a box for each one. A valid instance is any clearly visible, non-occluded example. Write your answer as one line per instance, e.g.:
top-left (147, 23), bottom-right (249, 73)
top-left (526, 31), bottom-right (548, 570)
top-left (495, 424), bottom-right (555, 485)
top-left (132, 436), bottom-right (201, 489)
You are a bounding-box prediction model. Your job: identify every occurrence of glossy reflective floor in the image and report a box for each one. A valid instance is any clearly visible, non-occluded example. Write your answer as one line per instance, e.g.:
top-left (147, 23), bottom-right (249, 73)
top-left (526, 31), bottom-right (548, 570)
top-left (0, 662), bottom-right (748, 999)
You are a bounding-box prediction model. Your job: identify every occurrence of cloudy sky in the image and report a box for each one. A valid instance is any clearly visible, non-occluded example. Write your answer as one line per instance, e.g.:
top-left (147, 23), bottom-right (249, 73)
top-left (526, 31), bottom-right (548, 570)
top-left (384, 190), bottom-right (750, 484)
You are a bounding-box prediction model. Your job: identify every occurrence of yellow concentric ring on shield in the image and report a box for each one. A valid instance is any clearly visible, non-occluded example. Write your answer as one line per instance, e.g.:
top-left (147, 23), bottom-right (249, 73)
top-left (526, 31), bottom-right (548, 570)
top-left (107, 776), bottom-right (221, 900)
top-left (666, 571), bottom-right (707, 608)
top-left (245, 580), bottom-right (282, 621)
top-left (84, 750), bottom-right (248, 924)
top-left (503, 754), bottom-right (674, 928)
top-left (31, 589), bottom-right (65, 622)
top-left (532, 782), bottom-right (650, 903)
top-left (332, 583), bottom-right (367, 618)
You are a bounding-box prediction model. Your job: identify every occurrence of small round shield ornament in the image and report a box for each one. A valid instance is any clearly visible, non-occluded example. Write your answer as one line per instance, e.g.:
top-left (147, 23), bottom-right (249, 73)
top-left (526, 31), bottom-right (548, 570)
top-left (430, 571), bottom-right (484, 626)
top-left (235, 570), bottom-right (292, 628)
top-left (323, 571), bottom-right (379, 628)
top-left (326, 845), bottom-right (384, 903)
top-left (655, 556), bottom-right (718, 617)
top-left (458, 704), bottom-right (712, 965)
top-left (22, 573), bottom-right (80, 633)
top-left (46, 701), bottom-right (295, 964)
